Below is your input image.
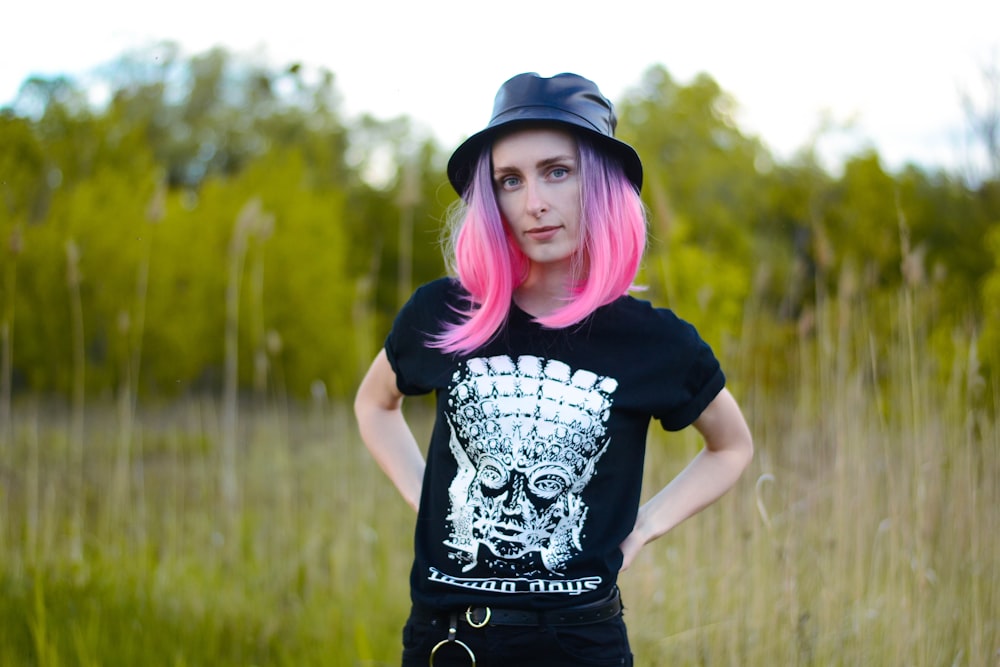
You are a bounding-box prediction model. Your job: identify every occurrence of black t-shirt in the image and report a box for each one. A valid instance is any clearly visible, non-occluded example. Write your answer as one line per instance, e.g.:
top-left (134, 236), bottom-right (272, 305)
top-left (386, 278), bottom-right (725, 611)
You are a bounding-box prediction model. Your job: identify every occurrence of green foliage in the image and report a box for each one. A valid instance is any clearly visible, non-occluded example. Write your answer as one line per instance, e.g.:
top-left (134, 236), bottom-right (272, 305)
top-left (619, 66), bottom-right (768, 256)
top-left (822, 152), bottom-right (901, 285)
top-left (0, 54), bottom-right (998, 400)
top-left (644, 213), bottom-right (751, 356)
top-left (614, 64), bottom-right (998, 399)
top-left (616, 66), bottom-right (769, 355)
top-left (225, 149), bottom-right (354, 397)
top-left (98, 43), bottom-right (349, 189)
top-left (981, 216), bottom-right (1000, 378)
top-left (0, 115), bottom-right (47, 221)
top-left (12, 144), bottom-right (159, 393)
top-left (341, 115), bottom-right (452, 340)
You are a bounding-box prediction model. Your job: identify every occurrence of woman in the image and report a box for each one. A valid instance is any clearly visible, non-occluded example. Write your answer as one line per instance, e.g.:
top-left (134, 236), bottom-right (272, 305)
top-left (354, 72), bottom-right (753, 667)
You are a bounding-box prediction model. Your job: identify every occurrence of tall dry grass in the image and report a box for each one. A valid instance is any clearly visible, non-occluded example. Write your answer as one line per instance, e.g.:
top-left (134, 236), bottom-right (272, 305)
top-left (0, 286), bottom-right (996, 665)
top-left (623, 285), bottom-right (998, 665)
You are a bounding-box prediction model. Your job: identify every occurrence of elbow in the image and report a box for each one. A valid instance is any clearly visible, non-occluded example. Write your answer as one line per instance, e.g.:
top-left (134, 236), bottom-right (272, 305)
top-left (354, 349), bottom-right (402, 424)
top-left (732, 409), bottom-right (754, 472)
top-left (741, 435), bottom-right (755, 471)
top-left (353, 389), bottom-right (385, 431)
top-left (352, 388), bottom-right (367, 422)
top-left (352, 386), bottom-right (366, 423)
top-left (735, 417), bottom-right (754, 467)
top-left (719, 430), bottom-right (754, 476)
top-left (353, 381), bottom-right (403, 432)
top-left (734, 427), bottom-right (755, 476)
top-left (353, 383), bottom-right (381, 432)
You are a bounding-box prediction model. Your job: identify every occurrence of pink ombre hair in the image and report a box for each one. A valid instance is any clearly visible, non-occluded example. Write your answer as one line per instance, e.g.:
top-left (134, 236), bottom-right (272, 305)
top-left (430, 130), bottom-right (646, 354)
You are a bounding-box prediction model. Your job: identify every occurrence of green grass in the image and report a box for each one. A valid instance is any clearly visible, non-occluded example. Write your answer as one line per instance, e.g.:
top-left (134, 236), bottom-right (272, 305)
top-left (1, 295), bottom-right (997, 665)
top-left (1, 400), bottom-right (416, 666)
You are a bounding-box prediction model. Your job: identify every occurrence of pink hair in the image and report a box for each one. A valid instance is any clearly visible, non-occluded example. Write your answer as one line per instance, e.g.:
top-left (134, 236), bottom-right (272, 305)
top-left (429, 133), bottom-right (646, 354)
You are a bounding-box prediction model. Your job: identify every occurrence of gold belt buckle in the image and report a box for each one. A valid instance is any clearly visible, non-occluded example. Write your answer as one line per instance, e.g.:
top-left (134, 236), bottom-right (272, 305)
top-left (430, 613), bottom-right (476, 666)
top-left (465, 605), bottom-right (492, 628)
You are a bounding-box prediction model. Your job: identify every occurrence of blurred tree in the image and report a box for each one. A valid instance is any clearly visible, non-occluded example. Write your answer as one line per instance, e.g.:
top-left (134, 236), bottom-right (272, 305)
top-left (14, 141), bottom-right (159, 394)
top-left (981, 203), bottom-right (1000, 380)
top-left (822, 151), bottom-right (901, 290)
top-left (0, 114), bottom-right (47, 222)
top-left (619, 66), bottom-right (769, 252)
top-left (757, 156), bottom-right (835, 320)
top-left (896, 166), bottom-right (992, 309)
top-left (343, 114), bottom-right (451, 353)
top-left (1, 50), bottom-right (997, 401)
top-left (98, 42), bottom-right (348, 189)
top-left (616, 65), bottom-right (771, 350)
top-left (0, 116), bottom-right (45, 427)
top-left (225, 148), bottom-right (354, 397)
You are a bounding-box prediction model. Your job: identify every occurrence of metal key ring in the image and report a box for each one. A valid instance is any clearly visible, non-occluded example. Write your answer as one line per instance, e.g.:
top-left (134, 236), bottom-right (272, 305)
top-left (429, 612), bottom-right (476, 666)
top-left (429, 637), bottom-right (476, 666)
top-left (465, 606), bottom-right (491, 629)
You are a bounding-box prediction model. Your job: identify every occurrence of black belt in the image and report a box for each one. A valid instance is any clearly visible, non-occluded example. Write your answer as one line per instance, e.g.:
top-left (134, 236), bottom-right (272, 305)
top-left (412, 587), bottom-right (623, 628)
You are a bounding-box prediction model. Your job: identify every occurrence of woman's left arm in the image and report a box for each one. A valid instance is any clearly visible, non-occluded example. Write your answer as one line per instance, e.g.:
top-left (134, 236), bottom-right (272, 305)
top-left (619, 387), bottom-right (753, 571)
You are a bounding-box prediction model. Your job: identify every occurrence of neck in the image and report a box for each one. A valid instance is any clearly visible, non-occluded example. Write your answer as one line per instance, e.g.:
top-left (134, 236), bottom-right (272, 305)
top-left (513, 262), bottom-right (574, 318)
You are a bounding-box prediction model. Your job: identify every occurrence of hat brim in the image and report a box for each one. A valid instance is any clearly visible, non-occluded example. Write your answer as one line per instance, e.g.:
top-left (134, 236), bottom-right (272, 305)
top-left (446, 114), bottom-right (643, 197)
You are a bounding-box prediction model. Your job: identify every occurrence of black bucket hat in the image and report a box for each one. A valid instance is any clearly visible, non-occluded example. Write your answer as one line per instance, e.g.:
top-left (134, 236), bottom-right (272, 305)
top-left (447, 72), bottom-right (643, 196)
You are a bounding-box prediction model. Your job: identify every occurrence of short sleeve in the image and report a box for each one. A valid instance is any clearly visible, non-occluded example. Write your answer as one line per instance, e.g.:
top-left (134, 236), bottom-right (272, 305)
top-left (384, 279), bottom-right (460, 396)
top-left (649, 313), bottom-right (726, 431)
top-left (655, 341), bottom-right (725, 431)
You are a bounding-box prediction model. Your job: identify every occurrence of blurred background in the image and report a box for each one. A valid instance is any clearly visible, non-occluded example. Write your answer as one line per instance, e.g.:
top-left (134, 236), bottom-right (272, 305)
top-left (0, 2), bottom-right (998, 665)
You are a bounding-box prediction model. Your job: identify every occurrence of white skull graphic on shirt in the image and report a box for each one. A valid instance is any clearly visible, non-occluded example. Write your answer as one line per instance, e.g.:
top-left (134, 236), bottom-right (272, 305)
top-left (444, 354), bottom-right (618, 577)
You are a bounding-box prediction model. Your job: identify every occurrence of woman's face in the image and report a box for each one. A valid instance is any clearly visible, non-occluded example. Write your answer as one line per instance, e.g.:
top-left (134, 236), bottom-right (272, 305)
top-left (491, 127), bottom-right (581, 270)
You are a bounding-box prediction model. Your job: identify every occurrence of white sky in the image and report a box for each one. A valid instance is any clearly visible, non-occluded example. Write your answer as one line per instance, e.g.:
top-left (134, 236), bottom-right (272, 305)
top-left (2, 0), bottom-right (998, 173)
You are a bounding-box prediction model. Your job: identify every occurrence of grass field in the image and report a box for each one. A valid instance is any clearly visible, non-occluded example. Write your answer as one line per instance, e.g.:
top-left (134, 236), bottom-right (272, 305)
top-left (1, 296), bottom-right (997, 666)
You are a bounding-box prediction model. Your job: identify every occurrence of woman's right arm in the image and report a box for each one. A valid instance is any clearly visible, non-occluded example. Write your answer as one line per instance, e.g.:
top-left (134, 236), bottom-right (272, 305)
top-left (353, 349), bottom-right (426, 512)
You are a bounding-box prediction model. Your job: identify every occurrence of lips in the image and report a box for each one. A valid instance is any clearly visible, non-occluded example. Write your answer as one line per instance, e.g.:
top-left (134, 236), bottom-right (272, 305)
top-left (525, 226), bottom-right (562, 240)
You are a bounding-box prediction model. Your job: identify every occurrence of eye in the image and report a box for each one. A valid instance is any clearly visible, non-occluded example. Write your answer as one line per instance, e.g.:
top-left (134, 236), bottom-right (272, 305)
top-left (476, 457), bottom-right (509, 490)
top-left (528, 464), bottom-right (571, 499)
top-left (549, 167), bottom-right (569, 179)
top-left (496, 174), bottom-right (520, 190)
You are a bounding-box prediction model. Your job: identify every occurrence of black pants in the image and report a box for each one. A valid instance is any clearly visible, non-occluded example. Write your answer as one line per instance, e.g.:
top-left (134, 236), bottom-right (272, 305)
top-left (400, 611), bottom-right (634, 667)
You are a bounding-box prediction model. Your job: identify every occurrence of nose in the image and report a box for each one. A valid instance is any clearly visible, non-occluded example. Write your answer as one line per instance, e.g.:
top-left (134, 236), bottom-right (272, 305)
top-left (500, 474), bottom-right (528, 514)
top-left (524, 178), bottom-right (548, 218)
